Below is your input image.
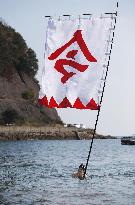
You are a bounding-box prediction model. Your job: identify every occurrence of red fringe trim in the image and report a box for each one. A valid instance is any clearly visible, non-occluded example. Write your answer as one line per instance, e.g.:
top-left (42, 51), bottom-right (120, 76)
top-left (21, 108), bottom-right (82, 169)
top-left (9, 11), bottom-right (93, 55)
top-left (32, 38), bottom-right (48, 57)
top-left (38, 95), bottom-right (100, 110)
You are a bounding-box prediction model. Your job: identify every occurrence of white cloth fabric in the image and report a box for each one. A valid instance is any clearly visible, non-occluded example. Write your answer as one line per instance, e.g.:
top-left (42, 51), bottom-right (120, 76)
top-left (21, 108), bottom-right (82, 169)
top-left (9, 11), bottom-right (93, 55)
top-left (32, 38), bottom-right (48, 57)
top-left (39, 17), bottom-right (112, 107)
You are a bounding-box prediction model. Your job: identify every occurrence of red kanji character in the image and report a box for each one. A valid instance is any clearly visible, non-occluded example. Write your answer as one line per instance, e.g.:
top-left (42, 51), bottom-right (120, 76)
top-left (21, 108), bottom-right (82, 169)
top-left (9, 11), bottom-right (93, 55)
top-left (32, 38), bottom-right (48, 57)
top-left (48, 30), bottom-right (97, 83)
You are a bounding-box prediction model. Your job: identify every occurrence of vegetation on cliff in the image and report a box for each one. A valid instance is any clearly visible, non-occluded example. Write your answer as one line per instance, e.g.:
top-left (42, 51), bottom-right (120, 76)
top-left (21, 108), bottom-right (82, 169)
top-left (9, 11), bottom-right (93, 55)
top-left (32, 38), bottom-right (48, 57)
top-left (0, 20), bottom-right (38, 78)
top-left (0, 19), bottom-right (62, 125)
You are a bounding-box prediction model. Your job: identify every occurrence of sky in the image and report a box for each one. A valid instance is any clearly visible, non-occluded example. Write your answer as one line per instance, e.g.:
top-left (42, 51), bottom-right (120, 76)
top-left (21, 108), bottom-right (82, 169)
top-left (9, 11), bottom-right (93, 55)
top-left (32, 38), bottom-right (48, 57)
top-left (0, 0), bottom-right (135, 136)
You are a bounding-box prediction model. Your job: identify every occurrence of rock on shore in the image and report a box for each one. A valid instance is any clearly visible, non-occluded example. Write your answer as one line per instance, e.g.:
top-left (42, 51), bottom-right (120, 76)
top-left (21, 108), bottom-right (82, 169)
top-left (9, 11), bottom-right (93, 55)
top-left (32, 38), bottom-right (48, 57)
top-left (0, 126), bottom-right (115, 140)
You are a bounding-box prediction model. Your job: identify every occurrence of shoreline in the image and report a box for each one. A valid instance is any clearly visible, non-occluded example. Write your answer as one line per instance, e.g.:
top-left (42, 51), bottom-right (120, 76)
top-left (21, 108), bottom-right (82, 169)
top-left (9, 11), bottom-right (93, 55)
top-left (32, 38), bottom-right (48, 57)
top-left (0, 125), bottom-right (116, 140)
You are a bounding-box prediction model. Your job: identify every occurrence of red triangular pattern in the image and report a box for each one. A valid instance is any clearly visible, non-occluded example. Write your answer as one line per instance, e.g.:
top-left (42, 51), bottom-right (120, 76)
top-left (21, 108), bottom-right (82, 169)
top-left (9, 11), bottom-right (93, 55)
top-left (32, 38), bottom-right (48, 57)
top-left (49, 96), bottom-right (59, 108)
top-left (59, 97), bottom-right (72, 108)
top-left (73, 98), bottom-right (86, 109)
top-left (38, 95), bottom-right (48, 106)
top-left (39, 96), bottom-right (99, 110)
top-left (86, 98), bottom-right (100, 110)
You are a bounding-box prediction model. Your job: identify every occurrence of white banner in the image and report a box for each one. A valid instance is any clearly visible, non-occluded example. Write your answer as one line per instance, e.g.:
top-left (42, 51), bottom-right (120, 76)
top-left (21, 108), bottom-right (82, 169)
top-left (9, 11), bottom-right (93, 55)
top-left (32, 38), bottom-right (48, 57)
top-left (39, 17), bottom-right (113, 109)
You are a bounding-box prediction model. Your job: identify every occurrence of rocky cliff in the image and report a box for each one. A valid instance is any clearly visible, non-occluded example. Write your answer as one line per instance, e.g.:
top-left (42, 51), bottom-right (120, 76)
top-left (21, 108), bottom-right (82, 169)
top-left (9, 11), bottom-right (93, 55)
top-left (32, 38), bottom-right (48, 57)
top-left (0, 20), bottom-right (61, 125)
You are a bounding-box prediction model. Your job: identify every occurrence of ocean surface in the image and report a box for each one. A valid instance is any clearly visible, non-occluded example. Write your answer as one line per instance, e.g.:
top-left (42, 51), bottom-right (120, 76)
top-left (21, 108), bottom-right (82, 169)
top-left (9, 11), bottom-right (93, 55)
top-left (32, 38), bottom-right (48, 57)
top-left (0, 139), bottom-right (135, 205)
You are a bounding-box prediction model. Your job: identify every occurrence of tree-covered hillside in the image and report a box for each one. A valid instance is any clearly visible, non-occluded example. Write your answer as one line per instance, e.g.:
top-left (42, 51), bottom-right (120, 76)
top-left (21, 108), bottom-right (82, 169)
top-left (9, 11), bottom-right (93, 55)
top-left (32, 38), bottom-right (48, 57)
top-left (0, 20), bottom-right (38, 78)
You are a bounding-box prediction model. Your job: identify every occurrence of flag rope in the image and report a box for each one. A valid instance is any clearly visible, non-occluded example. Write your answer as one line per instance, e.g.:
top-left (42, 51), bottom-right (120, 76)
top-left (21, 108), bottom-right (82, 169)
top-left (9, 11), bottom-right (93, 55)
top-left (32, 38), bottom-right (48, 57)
top-left (84, 2), bottom-right (118, 178)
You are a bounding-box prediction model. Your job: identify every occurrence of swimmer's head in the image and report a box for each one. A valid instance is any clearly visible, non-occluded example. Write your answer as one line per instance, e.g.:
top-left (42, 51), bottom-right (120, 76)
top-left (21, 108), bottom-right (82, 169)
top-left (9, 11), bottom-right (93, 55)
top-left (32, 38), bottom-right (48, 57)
top-left (79, 163), bottom-right (85, 170)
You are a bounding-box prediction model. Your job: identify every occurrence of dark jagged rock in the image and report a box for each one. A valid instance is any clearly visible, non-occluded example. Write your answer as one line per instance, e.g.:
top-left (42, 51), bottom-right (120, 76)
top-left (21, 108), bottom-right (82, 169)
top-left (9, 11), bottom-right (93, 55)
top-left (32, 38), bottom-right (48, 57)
top-left (121, 137), bottom-right (135, 145)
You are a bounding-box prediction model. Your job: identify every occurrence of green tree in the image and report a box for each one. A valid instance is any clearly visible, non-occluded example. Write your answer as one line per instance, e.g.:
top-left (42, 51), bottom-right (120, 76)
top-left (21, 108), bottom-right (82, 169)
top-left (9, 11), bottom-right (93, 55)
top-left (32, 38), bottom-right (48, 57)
top-left (21, 89), bottom-right (35, 101)
top-left (2, 109), bottom-right (20, 124)
top-left (16, 48), bottom-right (38, 76)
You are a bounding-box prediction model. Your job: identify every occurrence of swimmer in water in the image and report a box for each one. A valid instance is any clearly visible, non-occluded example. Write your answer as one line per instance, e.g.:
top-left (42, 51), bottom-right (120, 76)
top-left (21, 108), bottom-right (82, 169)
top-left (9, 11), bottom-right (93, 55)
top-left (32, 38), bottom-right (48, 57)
top-left (72, 163), bottom-right (86, 180)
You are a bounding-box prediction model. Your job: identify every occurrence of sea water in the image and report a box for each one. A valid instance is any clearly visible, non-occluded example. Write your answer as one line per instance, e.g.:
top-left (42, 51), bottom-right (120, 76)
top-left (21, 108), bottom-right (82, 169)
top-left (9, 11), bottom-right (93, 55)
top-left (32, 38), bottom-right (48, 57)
top-left (0, 139), bottom-right (135, 205)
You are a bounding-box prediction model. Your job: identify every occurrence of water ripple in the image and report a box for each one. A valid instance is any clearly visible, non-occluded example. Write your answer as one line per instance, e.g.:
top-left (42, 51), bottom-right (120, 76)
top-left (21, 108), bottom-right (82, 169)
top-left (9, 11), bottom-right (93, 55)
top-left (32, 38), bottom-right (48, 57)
top-left (0, 139), bottom-right (135, 205)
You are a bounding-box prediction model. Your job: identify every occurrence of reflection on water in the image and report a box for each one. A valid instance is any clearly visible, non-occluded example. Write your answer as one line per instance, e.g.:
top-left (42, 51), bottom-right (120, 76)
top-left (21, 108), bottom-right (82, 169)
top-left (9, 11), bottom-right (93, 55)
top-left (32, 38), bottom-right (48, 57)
top-left (0, 140), bottom-right (135, 205)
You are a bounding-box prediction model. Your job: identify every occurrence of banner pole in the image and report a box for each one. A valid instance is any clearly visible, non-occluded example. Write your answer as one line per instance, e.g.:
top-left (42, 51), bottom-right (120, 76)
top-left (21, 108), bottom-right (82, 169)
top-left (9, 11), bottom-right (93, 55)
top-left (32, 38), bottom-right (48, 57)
top-left (84, 2), bottom-right (118, 178)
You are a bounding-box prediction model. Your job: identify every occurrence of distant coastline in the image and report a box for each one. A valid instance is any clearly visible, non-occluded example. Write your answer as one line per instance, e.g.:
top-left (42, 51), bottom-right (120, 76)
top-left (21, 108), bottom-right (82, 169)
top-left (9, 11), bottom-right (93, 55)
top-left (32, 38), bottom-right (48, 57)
top-left (0, 125), bottom-right (116, 140)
